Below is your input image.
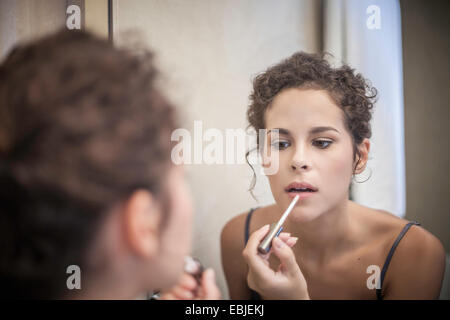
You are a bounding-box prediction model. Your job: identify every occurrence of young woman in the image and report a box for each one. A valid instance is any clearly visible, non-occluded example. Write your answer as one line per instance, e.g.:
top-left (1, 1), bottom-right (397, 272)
top-left (0, 30), bottom-right (219, 299)
top-left (221, 52), bottom-right (445, 300)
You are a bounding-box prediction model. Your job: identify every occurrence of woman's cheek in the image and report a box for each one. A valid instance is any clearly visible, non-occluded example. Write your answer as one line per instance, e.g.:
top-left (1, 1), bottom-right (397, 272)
top-left (321, 153), bottom-right (353, 198)
top-left (267, 173), bottom-right (281, 203)
top-left (267, 153), bottom-right (290, 200)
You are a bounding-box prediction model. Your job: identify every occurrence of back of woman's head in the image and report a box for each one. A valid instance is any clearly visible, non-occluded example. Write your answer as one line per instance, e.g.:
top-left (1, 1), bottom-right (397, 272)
top-left (0, 29), bottom-right (177, 299)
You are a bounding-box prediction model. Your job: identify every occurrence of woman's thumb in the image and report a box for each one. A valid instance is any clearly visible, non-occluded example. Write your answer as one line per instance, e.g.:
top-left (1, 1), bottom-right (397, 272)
top-left (201, 268), bottom-right (221, 300)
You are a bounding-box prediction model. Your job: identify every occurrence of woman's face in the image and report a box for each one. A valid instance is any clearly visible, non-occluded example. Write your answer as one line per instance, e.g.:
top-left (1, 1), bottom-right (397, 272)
top-left (264, 88), bottom-right (356, 223)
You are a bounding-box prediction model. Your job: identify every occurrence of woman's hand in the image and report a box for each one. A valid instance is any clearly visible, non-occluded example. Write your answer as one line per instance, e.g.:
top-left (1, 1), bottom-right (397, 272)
top-left (159, 268), bottom-right (221, 300)
top-left (242, 224), bottom-right (310, 300)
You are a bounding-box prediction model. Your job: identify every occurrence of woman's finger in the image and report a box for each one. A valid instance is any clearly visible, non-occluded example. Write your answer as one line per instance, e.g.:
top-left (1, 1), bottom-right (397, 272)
top-left (243, 225), bottom-right (278, 280)
top-left (271, 237), bottom-right (301, 277)
top-left (171, 285), bottom-right (194, 299)
top-left (243, 224), bottom-right (270, 258)
top-left (285, 237), bottom-right (299, 248)
top-left (178, 273), bottom-right (198, 291)
top-left (278, 232), bottom-right (291, 239)
top-left (200, 268), bottom-right (221, 300)
top-left (159, 292), bottom-right (176, 300)
top-left (259, 234), bottom-right (297, 262)
top-left (243, 225), bottom-right (270, 265)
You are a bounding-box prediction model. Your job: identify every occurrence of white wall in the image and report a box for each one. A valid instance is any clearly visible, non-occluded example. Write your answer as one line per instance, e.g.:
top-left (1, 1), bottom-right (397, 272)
top-left (112, 0), bottom-right (321, 298)
top-left (324, 0), bottom-right (406, 217)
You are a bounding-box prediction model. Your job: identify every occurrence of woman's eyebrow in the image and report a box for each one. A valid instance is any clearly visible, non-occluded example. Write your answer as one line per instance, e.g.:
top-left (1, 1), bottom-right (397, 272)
top-left (267, 126), bottom-right (339, 135)
top-left (309, 126), bottom-right (340, 134)
top-left (267, 128), bottom-right (290, 136)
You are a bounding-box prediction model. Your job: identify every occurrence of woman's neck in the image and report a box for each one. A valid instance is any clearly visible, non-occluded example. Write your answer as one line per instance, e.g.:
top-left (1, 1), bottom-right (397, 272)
top-left (284, 198), bottom-right (355, 264)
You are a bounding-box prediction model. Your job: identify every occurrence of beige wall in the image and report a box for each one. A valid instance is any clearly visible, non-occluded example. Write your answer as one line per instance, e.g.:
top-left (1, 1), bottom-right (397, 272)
top-left (400, 0), bottom-right (450, 253)
top-left (0, 0), bottom-right (109, 60)
top-left (85, 0), bottom-right (109, 38)
top-left (0, 0), bottom-right (66, 59)
top-left (112, 0), bottom-right (322, 298)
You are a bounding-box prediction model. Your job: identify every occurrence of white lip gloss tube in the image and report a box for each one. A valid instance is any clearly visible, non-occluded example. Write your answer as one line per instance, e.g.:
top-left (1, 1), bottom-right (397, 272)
top-left (257, 195), bottom-right (300, 254)
top-left (184, 256), bottom-right (204, 284)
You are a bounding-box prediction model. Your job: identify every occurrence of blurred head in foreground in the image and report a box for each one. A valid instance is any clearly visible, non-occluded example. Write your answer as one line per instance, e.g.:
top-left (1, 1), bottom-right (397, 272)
top-left (0, 29), bottom-right (193, 299)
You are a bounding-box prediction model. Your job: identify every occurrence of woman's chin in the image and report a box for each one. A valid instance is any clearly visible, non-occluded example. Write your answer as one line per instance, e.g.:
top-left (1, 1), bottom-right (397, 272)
top-left (288, 208), bottom-right (322, 224)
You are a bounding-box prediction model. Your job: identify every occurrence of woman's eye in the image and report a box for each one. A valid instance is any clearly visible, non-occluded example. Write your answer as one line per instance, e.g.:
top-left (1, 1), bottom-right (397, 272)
top-left (271, 141), bottom-right (290, 150)
top-left (313, 140), bottom-right (333, 149)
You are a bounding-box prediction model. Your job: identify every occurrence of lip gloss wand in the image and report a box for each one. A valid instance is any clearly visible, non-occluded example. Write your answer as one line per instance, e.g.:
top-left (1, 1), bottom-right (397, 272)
top-left (258, 194), bottom-right (300, 254)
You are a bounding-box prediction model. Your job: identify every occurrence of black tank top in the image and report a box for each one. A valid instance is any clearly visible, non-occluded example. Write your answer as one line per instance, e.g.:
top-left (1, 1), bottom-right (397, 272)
top-left (244, 207), bottom-right (420, 300)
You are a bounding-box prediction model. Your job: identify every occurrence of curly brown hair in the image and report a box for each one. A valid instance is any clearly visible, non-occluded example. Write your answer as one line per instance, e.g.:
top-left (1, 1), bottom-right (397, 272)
top-left (246, 51), bottom-right (377, 194)
top-left (0, 29), bottom-right (177, 298)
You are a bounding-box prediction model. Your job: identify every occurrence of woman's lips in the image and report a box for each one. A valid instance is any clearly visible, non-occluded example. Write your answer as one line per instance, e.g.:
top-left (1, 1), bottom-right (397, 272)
top-left (286, 190), bottom-right (317, 200)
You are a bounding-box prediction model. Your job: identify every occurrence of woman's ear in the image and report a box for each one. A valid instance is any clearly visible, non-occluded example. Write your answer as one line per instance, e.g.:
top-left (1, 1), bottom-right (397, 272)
top-left (354, 138), bottom-right (371, 174)
top-left (122, 189), bottom-right (162, 259)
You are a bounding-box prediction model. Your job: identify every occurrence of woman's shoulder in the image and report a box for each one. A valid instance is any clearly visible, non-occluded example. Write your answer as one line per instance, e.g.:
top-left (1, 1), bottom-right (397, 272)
top-left (350, 202), bottom-right (442, 265)
top-left (372, 207), bottom-right (445, 269)
top-left (361, 205), bottom-right (440, 247)
top-left (221, 205), bottom-right (277, 245)
top-left (356, 204), bottom-right (446, 298)
top-left (352, 202), bottom-right (416, 240)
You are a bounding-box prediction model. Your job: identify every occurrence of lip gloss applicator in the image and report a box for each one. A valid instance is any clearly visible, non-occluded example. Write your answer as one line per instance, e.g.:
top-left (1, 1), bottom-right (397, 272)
top-left (258, 194), bottom-right (300, 254)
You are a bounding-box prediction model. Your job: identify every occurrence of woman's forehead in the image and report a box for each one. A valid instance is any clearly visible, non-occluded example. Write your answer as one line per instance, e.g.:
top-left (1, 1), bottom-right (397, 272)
top-left (265, 88), bottom-right (345, 131)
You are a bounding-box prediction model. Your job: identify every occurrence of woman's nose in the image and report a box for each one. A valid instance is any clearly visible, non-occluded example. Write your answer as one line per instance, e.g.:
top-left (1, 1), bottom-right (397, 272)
top-left (291, 160), bottom-right (309, 171)
top-left (290, 146), bottom-right (310, 171)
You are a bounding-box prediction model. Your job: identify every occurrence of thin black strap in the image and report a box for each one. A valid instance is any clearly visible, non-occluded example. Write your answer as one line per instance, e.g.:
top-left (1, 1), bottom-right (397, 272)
top-left (376, 221), bottom-right (421, 300)
top-left (244, 208), bottom-right (262, 300)
top-left (244, 208), bottom-right (257, 245)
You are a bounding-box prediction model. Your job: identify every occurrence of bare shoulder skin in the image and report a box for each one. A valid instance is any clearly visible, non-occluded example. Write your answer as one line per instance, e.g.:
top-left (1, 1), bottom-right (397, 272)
top-left (220, 210), bottom-right (252, 299)
top-left (375, 211), bottom-right (446, 299)
top-left (221, 202), bottom-right (446, 299)
top-left (348, 204), bottom-right (445, 299)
